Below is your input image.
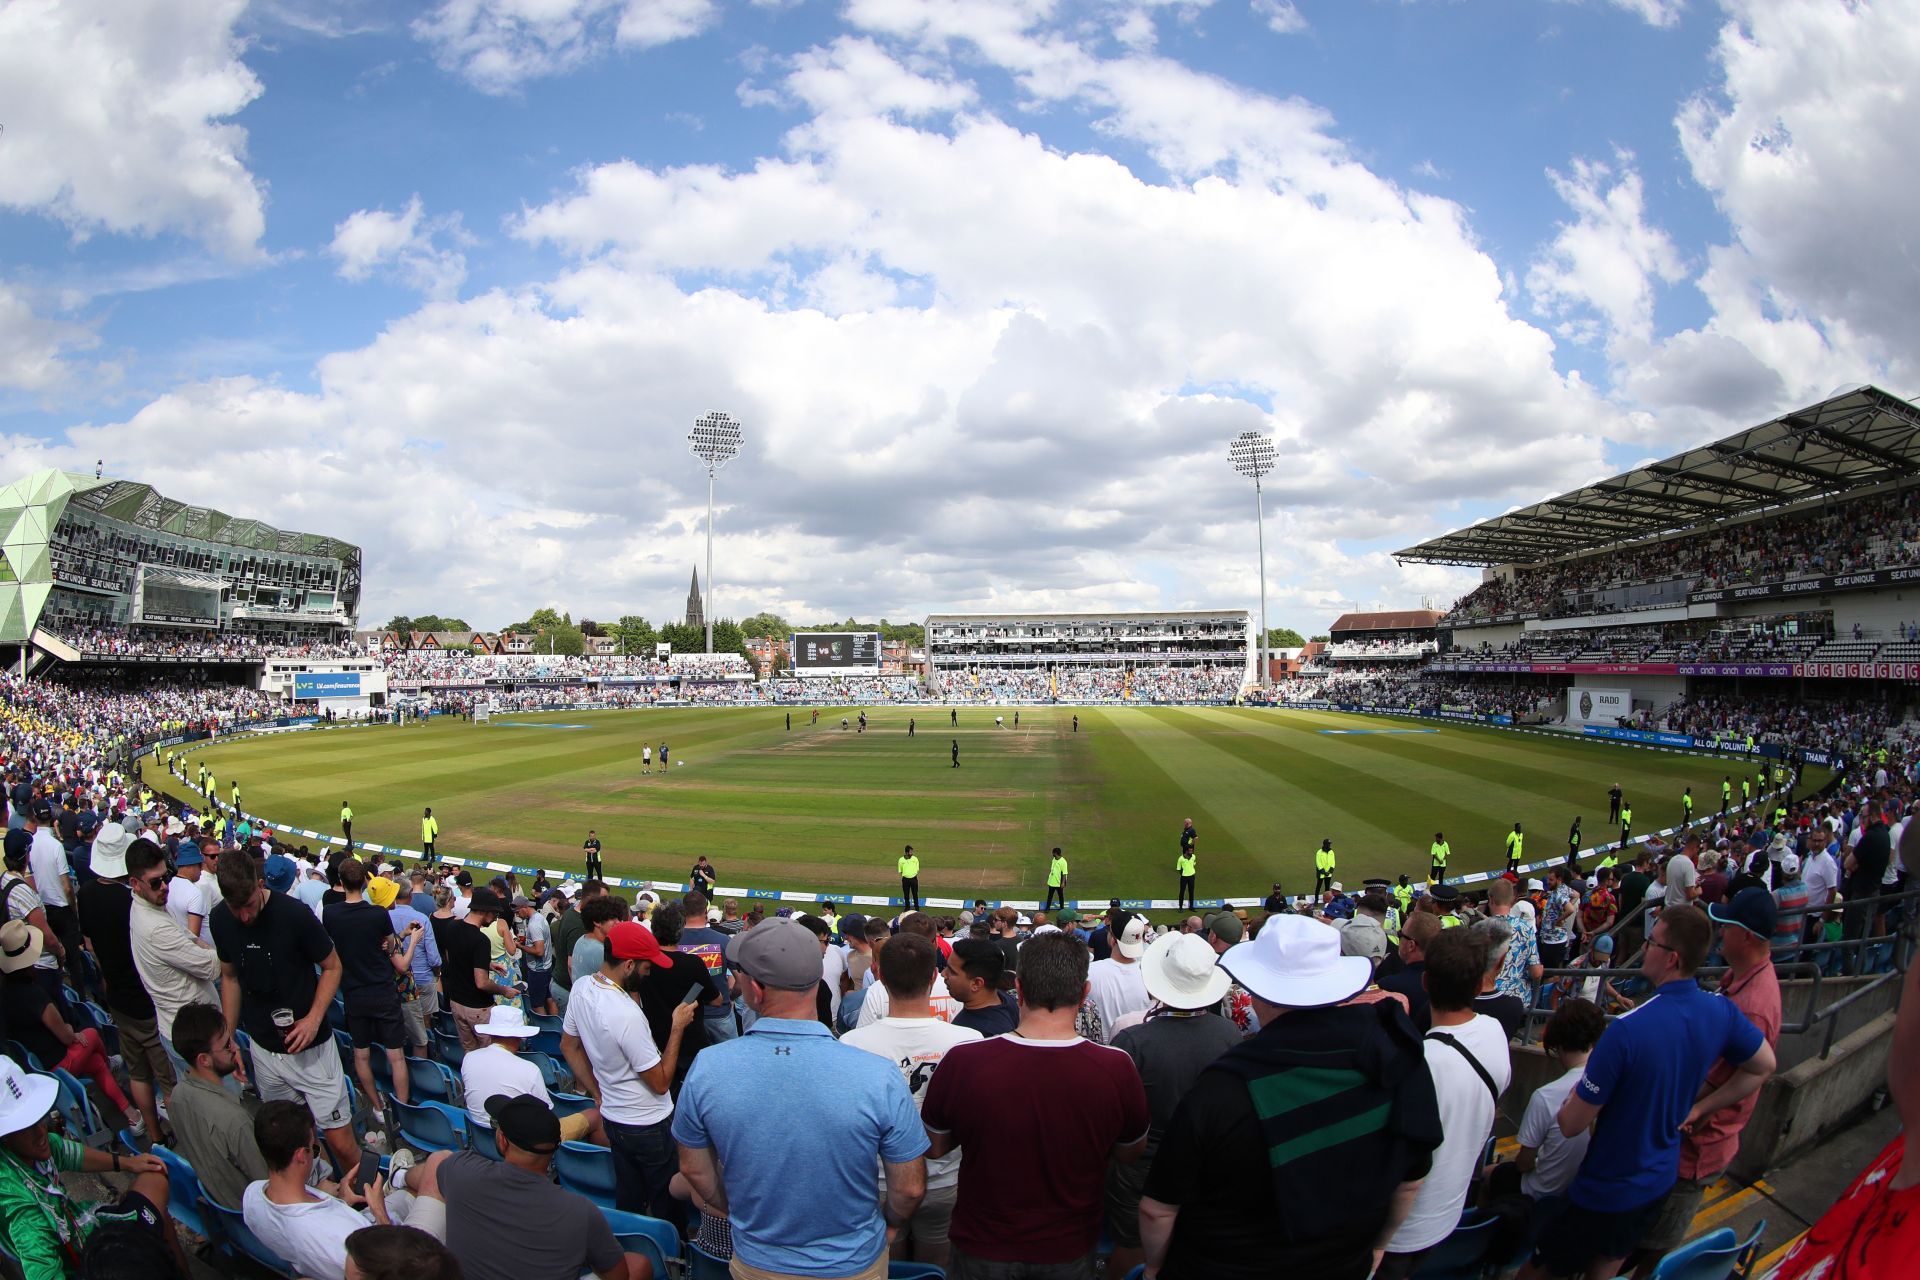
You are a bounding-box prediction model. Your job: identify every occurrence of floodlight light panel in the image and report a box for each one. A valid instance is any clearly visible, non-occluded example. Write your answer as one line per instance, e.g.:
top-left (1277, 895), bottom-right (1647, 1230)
top-left (1228, 431), bottom-right (1276, 479)
top-left (688, 411), bottom-right (745, 467)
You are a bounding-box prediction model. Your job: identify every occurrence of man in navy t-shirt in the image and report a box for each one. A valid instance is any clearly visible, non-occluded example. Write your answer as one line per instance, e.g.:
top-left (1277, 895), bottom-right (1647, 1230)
top-left (1520, 905), bottom-right (1774, 1280)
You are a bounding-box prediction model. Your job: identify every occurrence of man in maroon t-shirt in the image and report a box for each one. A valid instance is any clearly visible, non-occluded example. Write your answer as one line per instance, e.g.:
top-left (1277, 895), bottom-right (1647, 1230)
top-left (923, 931), bottom-right (1149, 1276)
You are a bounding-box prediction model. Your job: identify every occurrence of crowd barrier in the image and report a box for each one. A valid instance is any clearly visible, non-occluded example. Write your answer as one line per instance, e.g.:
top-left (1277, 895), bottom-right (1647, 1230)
top-left (137, 710), bottom-right (1806, 914)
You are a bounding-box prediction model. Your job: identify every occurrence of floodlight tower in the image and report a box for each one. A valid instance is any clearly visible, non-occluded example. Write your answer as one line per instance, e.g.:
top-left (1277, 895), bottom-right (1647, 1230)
top-left (688, 411), bottom-right (744, 654)
top-left (1229, 430), bottom-right (1277, 690)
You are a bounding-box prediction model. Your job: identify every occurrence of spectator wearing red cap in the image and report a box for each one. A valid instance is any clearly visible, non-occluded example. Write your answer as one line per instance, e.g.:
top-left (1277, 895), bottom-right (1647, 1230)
top-left (562, 919), bottom-right (696, 1224)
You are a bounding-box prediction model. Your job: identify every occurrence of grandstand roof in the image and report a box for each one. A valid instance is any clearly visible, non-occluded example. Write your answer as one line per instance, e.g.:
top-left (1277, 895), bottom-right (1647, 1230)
top-left (63, 475), bottom-right (361, 561)
top-left (1394, 385), bottom-right (1920, 567)
top-left (1329, 610), bottom-right (1441, 633)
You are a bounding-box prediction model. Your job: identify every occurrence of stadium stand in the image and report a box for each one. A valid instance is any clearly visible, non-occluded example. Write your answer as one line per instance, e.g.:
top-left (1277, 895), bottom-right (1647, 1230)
top-left (925, 610), bottom-right (1253, 704)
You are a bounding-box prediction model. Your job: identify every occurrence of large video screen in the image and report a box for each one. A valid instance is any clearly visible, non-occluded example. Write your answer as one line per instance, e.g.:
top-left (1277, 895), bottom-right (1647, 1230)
top-left (791, 632), bottom-right (881, 671)
top-left (138, 577), bottom-right (220, 627)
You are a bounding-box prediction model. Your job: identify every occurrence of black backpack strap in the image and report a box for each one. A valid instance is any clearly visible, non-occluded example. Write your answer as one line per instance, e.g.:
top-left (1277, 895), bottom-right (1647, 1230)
top-left (1427, 1030), bottom-right (1501, 1105)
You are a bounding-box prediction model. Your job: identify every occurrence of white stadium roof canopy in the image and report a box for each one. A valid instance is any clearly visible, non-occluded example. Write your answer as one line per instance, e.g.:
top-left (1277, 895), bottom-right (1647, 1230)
top-left (1394, 385), bottom-right (1920, 568)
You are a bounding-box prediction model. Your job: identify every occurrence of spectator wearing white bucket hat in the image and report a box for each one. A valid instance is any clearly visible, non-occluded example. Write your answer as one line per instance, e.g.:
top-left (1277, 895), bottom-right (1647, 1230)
top-left (1137, 914), bottom-right (1442, 1280)
top-left (1104, 933), bottom-right (1242, 1277)
top-left (461, 1005), bottom-right (607, 1145)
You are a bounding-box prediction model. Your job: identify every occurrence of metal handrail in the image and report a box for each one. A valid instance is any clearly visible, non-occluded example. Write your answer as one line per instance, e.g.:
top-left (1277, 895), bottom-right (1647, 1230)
top-left (1510, 884), bottom-right (1918, 1058)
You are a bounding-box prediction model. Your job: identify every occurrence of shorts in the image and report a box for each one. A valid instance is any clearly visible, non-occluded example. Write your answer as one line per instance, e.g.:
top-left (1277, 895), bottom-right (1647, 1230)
top-left (110, 1006), bottom-right (175, 1091)
top-left (385, 1189), bottom-right (447, 1241)
top-left (1104, 1151), bottom-right (1149, 1248)
top-left (560, 1111), bottom-right (594, 1143)
top-left (399, 984), bottom-right (436, 1049)
top-left (730, 1254), bottom-right (885, 1280)
top-left (450, 1001), bottom-right (490, 1051)
top-left (1531, 1193), bottom-right (1664, 1276)
top-left (903, 1181), bottom-right (954, 1252)
top-left (254, 1041), bottom-right (354, 1132)
top-left (524, 968), bottom-right (552, 1007)
top-left (346, 1006), bottom-right (409, 1051)
top-left (1639, 1175), bottom-right (1715, 1254)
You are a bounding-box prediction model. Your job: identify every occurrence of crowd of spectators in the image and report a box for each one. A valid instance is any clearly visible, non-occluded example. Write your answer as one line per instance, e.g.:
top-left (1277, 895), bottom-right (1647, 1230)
top-left (932, 665), bottom-right (1246, 704)
top-left (1281, 669), bottom-right (1555, 718)
top-left (1647, 693), bottom-right (1906, 756)
top-left (1445, 483), bottom-right (1920, 624)
top-left (770, 676), bottom-right (924, 704)
top-left (46, 624), bottom-right (356, 662)
top-left (0, 656), bottom-right (1912, 1280)
top-left (1323, 637), bottom-right (1439, 660)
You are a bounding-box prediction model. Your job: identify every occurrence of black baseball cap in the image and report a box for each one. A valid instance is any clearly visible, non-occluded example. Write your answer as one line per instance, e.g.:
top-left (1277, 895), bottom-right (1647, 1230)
top-left (484, 1094), bottom-right (560, 1154)
top-left (2, 830), bottom-right (27, 868)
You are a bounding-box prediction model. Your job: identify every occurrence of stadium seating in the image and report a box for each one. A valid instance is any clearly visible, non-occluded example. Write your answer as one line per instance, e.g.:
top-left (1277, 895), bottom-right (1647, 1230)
top-left (391, 1098), bottom-right (468, 1153)
top-left (205, 1194), bottom-right (298, 1279)
top-left (554, 1141), bottom-right (618, 1208)
top-left (602, 1209), bottom-right (679, 1275)
top-left (153, 1146), bottom-right (213, 1242)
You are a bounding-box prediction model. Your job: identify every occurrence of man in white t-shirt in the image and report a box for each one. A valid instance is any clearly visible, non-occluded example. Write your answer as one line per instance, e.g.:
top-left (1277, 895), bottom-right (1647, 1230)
top-left (561, 921), bottom-right (695, 1221)
top-left (167, 843), bottom-right (211, 945)
top-left (461, 1005), bottom-right (606, 1144)
top-left (857, 916), bottom-right (962, 1027)
top-left (843, 931), bottom-right (981, 1270)
top-left (1377, 928), bottom-right (1512, 1278)
top-left (1085, 916), bottom-right (1150, 1037)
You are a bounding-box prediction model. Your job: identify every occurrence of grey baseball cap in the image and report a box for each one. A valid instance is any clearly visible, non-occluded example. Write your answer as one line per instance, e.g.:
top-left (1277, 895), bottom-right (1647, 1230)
top-left (726, 918), bottom-right (822, 991)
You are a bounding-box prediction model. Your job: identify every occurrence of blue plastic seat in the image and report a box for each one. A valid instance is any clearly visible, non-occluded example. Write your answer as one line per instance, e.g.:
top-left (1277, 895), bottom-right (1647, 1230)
top-left (431, 1027), bottom-right (465, 1068)
top-left (519, 1049), bottom-right (568, 1092)
top-left (1411, 1210), bottom-right (1499, 1279)
top-left (688, 1241), bottom-right (730, 1280)
top-left (391, 1098), bottom-right (468, 1153)
top-left (205, 1194), bottom-right (297, 1279)
top-left (888, 1265), bottom-right (947, 1279)
top-left (407, 1057), bottom-right (463, 1107)
top-left (47, 1068), bottom-right (107, 1143)
top-left (550, 1090), bottom-right (594, 1117)
top-left (467, 1117), bottom-right (504, 1160)
top-left (603, 1208), bottom-right (678, 1274)
top-left (1645, 1219), bottom-right (1767, 1280)
top-left (555, 1140), bottom-right (617, 1208)
top-left (334, 1027), bottom-right (356, 1074)
top-left (152, 1145), bottom-right (212, 1241)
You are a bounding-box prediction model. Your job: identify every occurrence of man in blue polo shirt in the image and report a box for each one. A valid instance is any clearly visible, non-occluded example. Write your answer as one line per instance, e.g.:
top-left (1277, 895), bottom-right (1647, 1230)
top-left (1520, 904), bottom-right (1775, 1280)
top-left (674, 917), bottom-right (927, 1280)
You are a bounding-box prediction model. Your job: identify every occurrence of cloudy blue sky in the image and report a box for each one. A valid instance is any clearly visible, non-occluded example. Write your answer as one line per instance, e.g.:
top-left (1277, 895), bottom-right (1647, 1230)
top-left (1, 0), bottom-right (1915, 633)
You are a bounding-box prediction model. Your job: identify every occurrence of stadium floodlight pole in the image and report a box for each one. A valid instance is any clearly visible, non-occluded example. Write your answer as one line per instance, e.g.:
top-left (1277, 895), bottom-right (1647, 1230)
top-left (688, 411), bottom-right (744, 653)
top-left (1229, 430), bottom-right (1278, 689)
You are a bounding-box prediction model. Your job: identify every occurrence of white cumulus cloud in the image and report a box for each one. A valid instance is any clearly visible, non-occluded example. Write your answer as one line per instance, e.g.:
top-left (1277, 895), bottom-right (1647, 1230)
top-left (1528, 152), bottom-right (1686, 348)
top-left (329, 198), bottom-right (473, 299)
top-left (413, 0), bottom-right (718, 94)
top-left (0, 0), bottom-right (266, 258)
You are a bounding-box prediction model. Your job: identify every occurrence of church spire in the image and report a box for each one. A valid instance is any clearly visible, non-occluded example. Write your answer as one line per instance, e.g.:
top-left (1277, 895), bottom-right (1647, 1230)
top-left (685, 566), bottom-right (705, 631)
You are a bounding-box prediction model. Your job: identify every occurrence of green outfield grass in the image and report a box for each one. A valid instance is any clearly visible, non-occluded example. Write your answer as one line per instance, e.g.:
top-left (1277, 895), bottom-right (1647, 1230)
top-left (140, 706), bottom-right (1807, 902)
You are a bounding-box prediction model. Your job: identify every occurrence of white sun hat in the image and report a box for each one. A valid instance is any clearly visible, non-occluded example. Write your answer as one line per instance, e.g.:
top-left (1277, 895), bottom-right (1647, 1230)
top-left (474, 1006), bottom-right (540, 1039)
top-left (0, 1055), bottom-right (58, 1138)
top-left (1219, 914), bottom-right (1371, 1009)
top-left (1140, 932), bottom-right (1231, 1010)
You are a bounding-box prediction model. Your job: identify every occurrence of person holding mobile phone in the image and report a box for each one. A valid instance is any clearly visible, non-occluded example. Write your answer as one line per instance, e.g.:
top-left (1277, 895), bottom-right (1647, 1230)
top-left (243, 1100), bottom-right (449, 1280)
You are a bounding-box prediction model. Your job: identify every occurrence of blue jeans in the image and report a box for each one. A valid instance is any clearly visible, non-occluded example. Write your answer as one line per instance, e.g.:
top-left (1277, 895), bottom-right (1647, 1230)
top-left (604, 1116), bottom-right (681, 1226)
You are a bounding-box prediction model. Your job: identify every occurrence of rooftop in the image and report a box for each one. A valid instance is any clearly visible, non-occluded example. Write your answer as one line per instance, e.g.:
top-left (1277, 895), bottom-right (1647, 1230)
top-left (1394, 385), bottom-right (1920, 567)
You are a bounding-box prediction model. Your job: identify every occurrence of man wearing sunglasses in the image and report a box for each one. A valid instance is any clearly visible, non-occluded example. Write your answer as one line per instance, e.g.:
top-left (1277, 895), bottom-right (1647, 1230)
top-left (128, 838), bottom-right (219, 1059)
